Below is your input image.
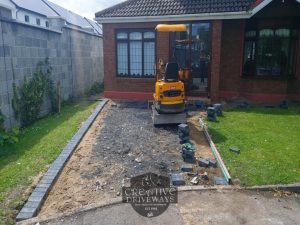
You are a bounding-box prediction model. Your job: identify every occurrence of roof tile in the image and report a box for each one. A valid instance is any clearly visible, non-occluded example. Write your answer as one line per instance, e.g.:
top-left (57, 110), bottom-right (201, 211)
top-left (95, 0), bottom-right (256, 18)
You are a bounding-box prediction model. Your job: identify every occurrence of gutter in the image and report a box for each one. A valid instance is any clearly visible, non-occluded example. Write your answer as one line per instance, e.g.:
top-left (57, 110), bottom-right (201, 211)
top-left (95, 11), bottom-right (252, 24)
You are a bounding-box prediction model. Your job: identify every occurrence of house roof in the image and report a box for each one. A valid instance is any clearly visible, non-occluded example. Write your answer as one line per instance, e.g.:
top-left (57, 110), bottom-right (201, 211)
top-left (10, 0), bottom-right (58, 17)
top-left (43, 0), bottom-right (92, 28)
top-left (95, 0), bottom-right (257, 18)
top-left (85, 18), bottom-right (103, 35)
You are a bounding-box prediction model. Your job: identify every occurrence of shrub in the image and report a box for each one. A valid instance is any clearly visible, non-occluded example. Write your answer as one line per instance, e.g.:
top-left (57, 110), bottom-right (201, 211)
top-left (12, 58), bottom-right (58, 127)
top-left (0, 110), bottom-right (19, 146)
top-left (86, 81), bottom-right (104, 96)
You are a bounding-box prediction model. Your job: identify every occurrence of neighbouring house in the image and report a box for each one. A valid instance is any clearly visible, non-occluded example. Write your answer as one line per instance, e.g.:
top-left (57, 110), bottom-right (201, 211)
top-left (0, 0), bottom-right (103, 128)
top-left (95, 0), bottom-right (300, 102)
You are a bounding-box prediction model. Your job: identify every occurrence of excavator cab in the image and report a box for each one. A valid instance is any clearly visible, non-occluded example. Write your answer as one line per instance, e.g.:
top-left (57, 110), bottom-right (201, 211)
top-left (154, 24), bottom-right (187, 115)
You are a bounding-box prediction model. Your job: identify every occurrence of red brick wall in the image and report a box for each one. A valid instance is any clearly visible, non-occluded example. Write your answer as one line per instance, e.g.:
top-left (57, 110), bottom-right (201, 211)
top-left (102, 22), bottom-right (169, 99)
top-left (210, 20), bottom-right (222, 102)
top-left (219, 19), bottom-right (300, 102)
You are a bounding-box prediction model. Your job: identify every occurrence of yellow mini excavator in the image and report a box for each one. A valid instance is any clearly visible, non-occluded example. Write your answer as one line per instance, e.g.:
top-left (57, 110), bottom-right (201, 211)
top-left (152, 24), bottom-right (187, 125)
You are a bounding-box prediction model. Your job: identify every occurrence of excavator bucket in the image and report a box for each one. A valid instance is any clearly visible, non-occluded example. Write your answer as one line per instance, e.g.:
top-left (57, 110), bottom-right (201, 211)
top-left (155, 24), bottom-right (187, 32)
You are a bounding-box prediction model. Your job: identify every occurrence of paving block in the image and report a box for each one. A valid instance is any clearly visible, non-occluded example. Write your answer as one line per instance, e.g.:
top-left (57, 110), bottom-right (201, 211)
top-left (198, 159), bottom-right (210, 167)
top-left (179, 135), bottom-right (190, 141)
top-left (178, 130), bottom-right (190, 138)
top-left (213, 103), bottom-right (223, 116)
top-left (171, 174), bottom-right (185, 186)
top-left (264, 104), bottom-right (275, 108)
top-left (16, 212), bottom-right (35, 221)
top-left (183, 157), bottom-right (195, 164)
top-left (195, 100), bottom-right (205, 109)
top-left (178, 123), bottom-right (189, 134)
top-left (208, 159), bottom-right (217, 168)
top-left (182, 149), bottom-right (195, 158)
top-left (238, 101), bottom-right (250, 109)
top-left (207, 107), bottom-right (217, 122)
top-left (279, 100), bottom-right (289, 109)
top-left (181, 164), bottom-right (193, 172)
top-left (180, 140), bottom-right (189, 144)
top-left (214, 176), bottom-right (228, 185)
top-left (229, 147), bottom-right (240, 154)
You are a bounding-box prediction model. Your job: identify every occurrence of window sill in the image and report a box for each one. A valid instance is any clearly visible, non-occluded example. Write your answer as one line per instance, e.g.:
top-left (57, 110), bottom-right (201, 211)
top-left (242, 75), bottom-right (296, 80)
top-left (116, 76), bottom-right (155, 79)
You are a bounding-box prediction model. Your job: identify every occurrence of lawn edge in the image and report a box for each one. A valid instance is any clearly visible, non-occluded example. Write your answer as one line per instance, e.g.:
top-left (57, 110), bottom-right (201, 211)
top-left (16, 99), bottom-right (109, 222)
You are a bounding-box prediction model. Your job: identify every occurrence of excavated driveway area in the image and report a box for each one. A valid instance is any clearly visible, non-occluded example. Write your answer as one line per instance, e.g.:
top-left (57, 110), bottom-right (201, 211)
top-left (39, 101), bottom-right (221, 217)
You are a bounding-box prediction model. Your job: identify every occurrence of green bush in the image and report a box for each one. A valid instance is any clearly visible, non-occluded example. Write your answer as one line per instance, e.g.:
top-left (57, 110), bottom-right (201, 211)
top-left (12, 58), bottom-right (58, 127)
top-left (86, 81), bottom-right (104, 96)
top-left (0, 110), bottom-right (19, 146)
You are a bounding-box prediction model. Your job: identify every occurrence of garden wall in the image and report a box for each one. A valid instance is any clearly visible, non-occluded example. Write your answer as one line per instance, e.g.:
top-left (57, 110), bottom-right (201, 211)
top-left (0, 7), bottom-right (103, 128)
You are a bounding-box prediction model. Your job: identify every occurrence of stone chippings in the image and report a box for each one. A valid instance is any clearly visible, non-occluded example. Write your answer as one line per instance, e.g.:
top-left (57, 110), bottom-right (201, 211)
top-left (87, 101), bottom-right (183, 183)
top-left (16, 100), bottom-right (107, 221)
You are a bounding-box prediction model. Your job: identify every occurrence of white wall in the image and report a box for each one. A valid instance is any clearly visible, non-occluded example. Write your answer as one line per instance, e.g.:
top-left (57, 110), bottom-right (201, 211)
top-left (16, 10), bottom-right (49, 28)
top-left (0, 0), bottom-right (17, 19)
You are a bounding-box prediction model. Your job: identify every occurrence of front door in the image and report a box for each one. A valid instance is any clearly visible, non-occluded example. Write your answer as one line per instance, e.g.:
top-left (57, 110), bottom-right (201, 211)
top-left (170, 22), bottom-right (211, 96)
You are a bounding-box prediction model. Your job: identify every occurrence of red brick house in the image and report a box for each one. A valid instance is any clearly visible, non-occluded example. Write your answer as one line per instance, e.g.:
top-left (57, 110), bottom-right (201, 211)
top-left (95, 0), bottom-right (300, 102)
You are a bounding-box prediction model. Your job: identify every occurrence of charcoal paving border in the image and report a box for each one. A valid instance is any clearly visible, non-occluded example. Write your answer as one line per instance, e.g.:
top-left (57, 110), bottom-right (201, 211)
top-left (16, 99), bottom-right (108, 221)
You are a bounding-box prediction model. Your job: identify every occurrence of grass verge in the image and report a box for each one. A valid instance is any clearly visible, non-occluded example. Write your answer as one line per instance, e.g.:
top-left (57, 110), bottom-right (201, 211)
top-left (0, 101), bottom-right (98, 225)
top-left (208, 105), bottom-right (300, 186)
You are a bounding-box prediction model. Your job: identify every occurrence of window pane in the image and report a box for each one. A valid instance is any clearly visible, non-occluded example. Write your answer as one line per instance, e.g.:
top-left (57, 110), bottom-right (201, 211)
top-left (130, 41), bottom-right (142, 76)
top-left (130, 32), bottom-right (142, 40)
top-left (117, 32), bottom-right (128, 39)
top-left (117, 43), bottom-right (128, 76)
top-left (273, 35), bottom-right (289, 76)
top-left (245, 30), bottom-right (256, 38)
top-left (288, 39), bottom-right (297, 75)
top-left (144, 42), bottom-right (155, 76)
top-left (144, 32), bottom-right (155, 39)
top-left (275, 29), bottom-right (290, 38)
top-left (243, 41), bottom-right (256, 75)
top-left (259, 29), bottom-right (274, 38)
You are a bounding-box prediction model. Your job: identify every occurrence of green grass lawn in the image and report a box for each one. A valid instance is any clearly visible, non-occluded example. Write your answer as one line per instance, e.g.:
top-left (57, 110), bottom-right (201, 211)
top-left (208, 105), bottom-right (300, 186)
top-left (0, 101), bottom-right (98, 225)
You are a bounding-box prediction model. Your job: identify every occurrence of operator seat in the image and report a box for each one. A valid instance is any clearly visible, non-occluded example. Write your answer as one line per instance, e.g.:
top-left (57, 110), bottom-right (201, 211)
top-left (164, 62), bottom-right (179, 82)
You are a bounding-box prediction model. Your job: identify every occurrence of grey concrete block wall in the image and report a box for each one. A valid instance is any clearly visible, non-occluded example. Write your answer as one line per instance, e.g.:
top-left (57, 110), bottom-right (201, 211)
top-left (0, 12), bottom-right (103, 129)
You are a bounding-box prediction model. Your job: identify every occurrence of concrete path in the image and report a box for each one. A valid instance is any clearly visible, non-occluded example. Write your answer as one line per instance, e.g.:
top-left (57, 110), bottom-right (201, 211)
top-left (19, 189), bottom-right (300, 225)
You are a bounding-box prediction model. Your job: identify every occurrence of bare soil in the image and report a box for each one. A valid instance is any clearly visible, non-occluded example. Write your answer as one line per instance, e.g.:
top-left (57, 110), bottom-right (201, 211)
top-left (39, 101), bottom-right (222, 217)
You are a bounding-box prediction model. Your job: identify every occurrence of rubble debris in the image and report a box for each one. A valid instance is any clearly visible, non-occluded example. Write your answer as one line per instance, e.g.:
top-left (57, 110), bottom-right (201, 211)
top-left (214, 176), bottom-right (228, 185)
top-left (198, 159), bottom-right (210, 167)
top-left (171, 174), bottom-right (185, 186)
top-left (199, 172), bottom-right (209, 180)
top-left (135, 157), bottom-right (143, 163)
top-left (229, 147), bottom-right (240, 154)
top-left (181, 164), bottom-right (193, 172)
top-left (207, 107), bottom-right (217, 122)
top-left (190, 177), bottom-right (199, 185)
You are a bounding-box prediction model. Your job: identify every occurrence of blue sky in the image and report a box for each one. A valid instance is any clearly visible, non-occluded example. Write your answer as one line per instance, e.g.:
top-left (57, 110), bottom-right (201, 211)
top-left (49, 0), bottom-right (124, 19)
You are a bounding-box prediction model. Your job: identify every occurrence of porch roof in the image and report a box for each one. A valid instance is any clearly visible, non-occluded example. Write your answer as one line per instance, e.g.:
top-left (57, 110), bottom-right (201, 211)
top-left (95, 0), bottom-right (256, 18)
top-left (95, 0), bottom-right (300, 23)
